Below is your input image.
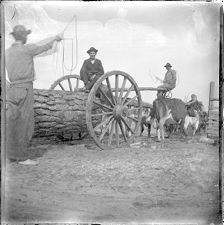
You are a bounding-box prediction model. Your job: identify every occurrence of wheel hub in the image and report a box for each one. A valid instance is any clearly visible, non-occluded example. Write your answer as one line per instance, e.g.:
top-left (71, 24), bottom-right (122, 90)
top-left (113, 105), bottom-right (128, 119)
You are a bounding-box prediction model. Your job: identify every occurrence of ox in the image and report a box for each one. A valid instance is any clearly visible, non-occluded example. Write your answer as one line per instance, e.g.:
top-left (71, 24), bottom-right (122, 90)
top-left (184, 110), bottom-right (200, 136)
top-left (149, 97), bottom-right (187, 141)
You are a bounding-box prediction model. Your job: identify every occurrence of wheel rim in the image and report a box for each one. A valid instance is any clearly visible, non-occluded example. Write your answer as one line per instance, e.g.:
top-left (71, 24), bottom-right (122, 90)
top-left (86, 71), bottom-right (142, 150)
top-left (50, 75), bottom-right (84, 91)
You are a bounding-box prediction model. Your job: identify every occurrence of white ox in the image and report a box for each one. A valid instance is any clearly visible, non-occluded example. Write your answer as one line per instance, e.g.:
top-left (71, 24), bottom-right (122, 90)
top-left (184, 110), bottom-right (200, 135)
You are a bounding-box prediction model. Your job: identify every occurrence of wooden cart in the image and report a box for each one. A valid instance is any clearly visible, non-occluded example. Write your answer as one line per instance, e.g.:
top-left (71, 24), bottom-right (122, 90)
top-left (50, 71), bottom-right (166, 149)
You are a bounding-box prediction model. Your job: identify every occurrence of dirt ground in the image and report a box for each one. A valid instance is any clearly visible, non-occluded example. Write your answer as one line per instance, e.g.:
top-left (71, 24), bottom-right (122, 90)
top-left (3, 132), bottom-right (221, 225)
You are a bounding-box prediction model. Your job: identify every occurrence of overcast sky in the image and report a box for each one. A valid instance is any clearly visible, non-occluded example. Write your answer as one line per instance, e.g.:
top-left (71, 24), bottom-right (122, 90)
top-left (4, 1), bottom-right (221, 109)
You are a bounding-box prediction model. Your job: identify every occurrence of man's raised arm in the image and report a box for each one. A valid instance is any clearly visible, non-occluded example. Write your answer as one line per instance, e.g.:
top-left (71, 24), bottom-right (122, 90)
top-left (27, 33), bottom-right (63, 57)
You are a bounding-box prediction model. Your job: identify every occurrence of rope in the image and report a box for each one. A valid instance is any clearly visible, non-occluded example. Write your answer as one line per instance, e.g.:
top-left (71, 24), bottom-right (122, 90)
top-left (61, 15), bottom-right (78, 75)
top-left (51, 14), bottom-right (78, 77)
top-left (52, 41), bottom-right (62, 76)
top-left (148, 69), bottom-right (159, 86)
top-left (62, 39), bottom-right (74, 72)
top-left (74, 15), bottom-right (78, 72)
top-left (62, 14), bottom-right (77, 33)
top-left (11, 4), bottom-right (17, 20)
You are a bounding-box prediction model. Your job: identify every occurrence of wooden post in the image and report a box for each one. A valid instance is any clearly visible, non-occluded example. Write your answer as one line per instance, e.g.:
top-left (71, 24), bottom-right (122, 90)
top-left (1, 3), bottom-right (6, 222)
top-left (219, 5), bottom-right (223, 219)
top-left (208, 81), bottom-right (215, 111)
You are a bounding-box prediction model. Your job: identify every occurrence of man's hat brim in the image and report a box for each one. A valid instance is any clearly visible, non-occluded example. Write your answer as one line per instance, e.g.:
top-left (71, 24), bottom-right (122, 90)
top-left (87, 47), bottom-right (98, 54)
top-left (87, 50), bottom-right (98, 54)
top-left (10, 29), bottom-right (32, 36)
top-left (164, 63), bottom-right (172, 67)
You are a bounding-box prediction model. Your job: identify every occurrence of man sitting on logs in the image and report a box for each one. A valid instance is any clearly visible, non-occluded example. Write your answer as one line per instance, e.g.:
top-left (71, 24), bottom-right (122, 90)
top-left (155, 62), bottom-right (177, 97)
top-left (5, 25), bottom-right (63, 165)
top-left (80, 47), bottom-right (104, 92)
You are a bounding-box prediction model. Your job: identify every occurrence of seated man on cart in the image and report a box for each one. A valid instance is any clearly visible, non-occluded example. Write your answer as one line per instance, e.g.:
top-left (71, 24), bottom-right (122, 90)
top-left (155, 62), bottom-right (177, 97)
top-left (80, 47), bottom-right (104, 92)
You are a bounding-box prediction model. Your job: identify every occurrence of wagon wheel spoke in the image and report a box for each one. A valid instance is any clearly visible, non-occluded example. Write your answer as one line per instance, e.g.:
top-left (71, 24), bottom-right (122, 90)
top-left (115, 74), bottom-right (119, 103)
top-left (99, 117), bottom-right (113, 141)
top-left (127, 116), bottom-right (139, 123)
top-left (124, 95), bottom-right (138, 107)
top-left (68, 77), bottom-right (72, 91)
top-left (118, 77), bottom-right (127, 104)
top-left (120, 116), bottom-right (135, 134)
top-left (59, 82), bottom-right (65, 91)
top-left (121, 85), bottom-right (134, 105)
top-left (105, 77), bottom-right (115, 105)
top-left (93, 115), bottom-right (113, 132)
top-left (118, 119), bottom-right (128, 143)
top-left (108, 119), bottom-right (115, 146)
top-left (50, 75), bottom-right (83, 92)
top-left (93, 100), bottom-right (113, 112)
top-left (75, 78), bottom-right (79, 90)
top-left (115, 120), bottom-right (119, 147)
top-left (91, 112), bottom-right (113, 117)
top-left (98, 86), bottom-right (114, 108)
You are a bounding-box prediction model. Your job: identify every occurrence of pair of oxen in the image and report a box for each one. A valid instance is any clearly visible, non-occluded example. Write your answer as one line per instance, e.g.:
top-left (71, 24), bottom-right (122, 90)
top-left (139, 97), bottom-right (208, 141)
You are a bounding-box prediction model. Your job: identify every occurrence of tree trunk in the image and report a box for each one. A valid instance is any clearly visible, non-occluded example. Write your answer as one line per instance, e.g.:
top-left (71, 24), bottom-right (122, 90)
top-left (33, 89), bottom-right (152, 142)
top-left (33, 89), bottom-right (89, 140)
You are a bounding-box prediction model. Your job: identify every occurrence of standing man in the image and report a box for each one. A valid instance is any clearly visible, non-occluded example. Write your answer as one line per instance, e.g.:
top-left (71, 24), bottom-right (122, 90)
top-left (5, 25), bottom-right (63, 165)
top-left (185, 94), bottom-right (203, 117)
top-left (155, 62), bottom-right (177, 96)
top-left (80, 47), bottom-right (104, 92)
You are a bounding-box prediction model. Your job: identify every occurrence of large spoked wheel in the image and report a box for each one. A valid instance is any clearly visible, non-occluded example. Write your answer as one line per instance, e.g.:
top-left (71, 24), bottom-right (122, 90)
top-left (86, 71), bottom-right (143, 150)
top-left (50, 75), bottom-right (84, 91)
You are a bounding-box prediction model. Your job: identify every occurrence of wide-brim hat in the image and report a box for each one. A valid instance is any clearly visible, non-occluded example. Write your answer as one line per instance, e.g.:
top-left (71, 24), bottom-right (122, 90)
top-left (87, 47), bottom-right (98, 54)
top-left (164, 62), bottom-right (172, 68)
top-left (10, 25), bottom-right (31, 36)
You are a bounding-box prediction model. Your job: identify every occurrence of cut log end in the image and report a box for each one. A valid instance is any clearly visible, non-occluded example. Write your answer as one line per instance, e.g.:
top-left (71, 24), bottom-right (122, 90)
top-left (33, 89), bottom-right (89, 140)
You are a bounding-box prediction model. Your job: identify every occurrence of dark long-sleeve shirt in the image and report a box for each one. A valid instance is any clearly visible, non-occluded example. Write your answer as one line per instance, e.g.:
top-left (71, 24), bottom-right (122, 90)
top-left (80, 58), bottom-right (104, 85)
